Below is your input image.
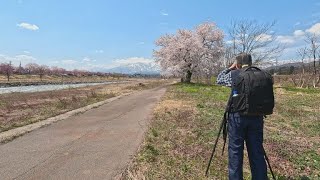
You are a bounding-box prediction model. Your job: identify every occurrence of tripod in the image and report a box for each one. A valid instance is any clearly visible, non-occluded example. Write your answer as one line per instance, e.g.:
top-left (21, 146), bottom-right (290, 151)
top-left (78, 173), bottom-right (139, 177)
top-left (205, 113), bottom-right (276, 180)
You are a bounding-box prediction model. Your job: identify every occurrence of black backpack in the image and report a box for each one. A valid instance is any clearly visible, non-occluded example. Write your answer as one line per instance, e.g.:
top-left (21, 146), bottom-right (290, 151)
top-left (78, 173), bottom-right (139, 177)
top-left (229, 66), bottom-right (274, 116)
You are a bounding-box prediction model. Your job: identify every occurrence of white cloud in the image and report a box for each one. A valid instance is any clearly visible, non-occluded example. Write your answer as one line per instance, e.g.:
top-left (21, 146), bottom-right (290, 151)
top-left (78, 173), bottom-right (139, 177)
top-left (293, 30), bottom-right (305, 37)
top-left (15, 55), bottom-right (36, 61)
top-left (294, 22), bottom-right (301, 26)
top-left (48, 58), bottom-right (90, 70)
top-left (61, 60), bottom-right (78, 65)
top-left (17, 22), bottom-right (39, 31)
top-left (82, 57), bottom-right (91, 62)
top-left (47, 57), bottom-right (155, 71)
top-left (82, 57), bottom-right (96, 63)
top-left (226, 39), bottom-right (241, 44)
top-left (161, 10), bottom-right (169, 16)
top-left (0, 54), bottom-right (37, 65)
top-left (23, 50), bottom-right (31, 54)
top-left (0, 55), bottom-right (156, 72)
top-left (276, 35), bottom-right (296, 44)
top-left (113, 57), bottom-right (154, 65)
top-left (95, 50), bottom-right (104, 53)
top-left (276, 29), bottom-right (305, 44)
top-left (306, 23), bottom-right (320, 35)
top-left (276, 22), bottom-right (320, 60)
top-left (137, 42), bottom-right (145, 45)
top-left (83, 57), bottom-right (157, 72)
top-left (256, 33), bottom-right (272, 42)
top-left (50, 60), bottom-right (59, 64)
top-left (276, 23), bottom-right (320, 45)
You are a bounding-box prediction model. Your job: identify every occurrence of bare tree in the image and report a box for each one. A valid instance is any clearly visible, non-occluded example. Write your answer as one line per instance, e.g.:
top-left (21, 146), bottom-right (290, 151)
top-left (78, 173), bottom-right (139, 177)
top-left (228, 19), bottom-right (284, 65)
top-left (224, 45), bottom-right (235, 67)
top-left (291, 47), bottom-right (308, 87)
top-left (297, 47), bottom-right (308, 74)
top-left (303, 34), bottom-right (320, 87)
top-left (318, 51), bottom-right (320, 67)
top-left (305, 34), bottom-right (320, 75)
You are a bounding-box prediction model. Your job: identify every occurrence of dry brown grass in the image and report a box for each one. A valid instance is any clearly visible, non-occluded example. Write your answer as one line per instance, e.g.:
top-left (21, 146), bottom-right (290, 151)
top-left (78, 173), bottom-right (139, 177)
top-left (0, 74), bottom-right (128, 84)
top-left (0, 79), bottom-right (171, 133)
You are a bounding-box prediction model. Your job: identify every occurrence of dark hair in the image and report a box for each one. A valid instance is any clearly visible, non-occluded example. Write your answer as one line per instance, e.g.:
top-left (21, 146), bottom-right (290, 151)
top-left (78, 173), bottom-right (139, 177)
top-left (236, 53), bottom-right (252, 66)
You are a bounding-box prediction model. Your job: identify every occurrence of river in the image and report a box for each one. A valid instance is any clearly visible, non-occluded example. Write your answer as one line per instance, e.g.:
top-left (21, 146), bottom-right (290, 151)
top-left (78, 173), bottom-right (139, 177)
top-left (0, 82), bottom-right (118, 94)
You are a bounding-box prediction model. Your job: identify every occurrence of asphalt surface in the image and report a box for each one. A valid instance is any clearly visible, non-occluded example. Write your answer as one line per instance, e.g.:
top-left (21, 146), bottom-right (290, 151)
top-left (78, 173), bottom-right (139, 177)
top-left (0, 86), bottom-right (166, 180)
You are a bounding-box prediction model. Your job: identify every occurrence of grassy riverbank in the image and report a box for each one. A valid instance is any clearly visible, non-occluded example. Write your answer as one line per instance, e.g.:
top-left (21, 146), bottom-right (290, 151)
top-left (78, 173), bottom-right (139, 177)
top-left (124, 83), bottom-right (320, 179)
top-left (0, 79), bottom-right (170, 133)
top-left (0, 74), bottom-right (130, 87)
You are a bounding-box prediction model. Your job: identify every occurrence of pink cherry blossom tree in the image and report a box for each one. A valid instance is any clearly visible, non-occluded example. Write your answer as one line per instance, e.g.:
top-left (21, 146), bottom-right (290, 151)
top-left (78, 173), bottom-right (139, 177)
top-left (25, 63), bottom-right (40, 74)
top-left (154, 22), bottom-right (224, 83)
top-left (0, 62), bottom-right (14, 81)
top-left (50, 66), bottom-right (67, 76)
top-left (38, 65), bottom-right (50, 81)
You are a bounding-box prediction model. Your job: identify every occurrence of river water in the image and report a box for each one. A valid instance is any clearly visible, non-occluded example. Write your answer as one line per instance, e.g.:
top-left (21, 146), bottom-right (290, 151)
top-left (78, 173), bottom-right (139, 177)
top-left (0, 82), bottom-right (117, 94)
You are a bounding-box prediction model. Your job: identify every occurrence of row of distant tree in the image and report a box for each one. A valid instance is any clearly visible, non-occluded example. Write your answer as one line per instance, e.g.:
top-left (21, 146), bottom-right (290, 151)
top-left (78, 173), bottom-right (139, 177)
top-left (267, 61), bottom-right (319, 75)
top-left (154, 19), bottom-right (320, 86)
top-left (0, 62), bottom-right (126, 81)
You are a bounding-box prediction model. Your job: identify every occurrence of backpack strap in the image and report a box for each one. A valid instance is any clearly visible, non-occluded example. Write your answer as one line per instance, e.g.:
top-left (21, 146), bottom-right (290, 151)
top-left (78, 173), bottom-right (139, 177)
top-left (244, 66), bottom-right (261, 72)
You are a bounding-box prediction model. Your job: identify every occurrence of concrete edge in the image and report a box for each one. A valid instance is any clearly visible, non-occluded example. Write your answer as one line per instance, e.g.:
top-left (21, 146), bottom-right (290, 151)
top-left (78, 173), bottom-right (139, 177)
top-left (0, 93), bottom-right (132, 143)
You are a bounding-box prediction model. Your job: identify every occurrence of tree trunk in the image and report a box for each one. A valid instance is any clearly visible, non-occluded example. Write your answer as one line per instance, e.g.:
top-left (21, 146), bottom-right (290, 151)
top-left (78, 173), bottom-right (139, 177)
top-left (314, 56), bottom-right (316, 75)
top-left (184, 70), bottom-right (192, 83)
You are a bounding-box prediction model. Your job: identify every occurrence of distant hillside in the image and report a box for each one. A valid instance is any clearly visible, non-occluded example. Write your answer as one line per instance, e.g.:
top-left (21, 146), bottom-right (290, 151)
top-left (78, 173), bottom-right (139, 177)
top-left (266, 61), bottom-right (319, 75)
top-left (94, 62), bottom-right (161, 75)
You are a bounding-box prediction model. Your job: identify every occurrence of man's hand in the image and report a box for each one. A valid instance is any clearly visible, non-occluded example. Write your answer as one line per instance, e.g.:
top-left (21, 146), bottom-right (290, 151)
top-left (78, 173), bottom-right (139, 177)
top-left (229, 62), bottom-right (237, 70)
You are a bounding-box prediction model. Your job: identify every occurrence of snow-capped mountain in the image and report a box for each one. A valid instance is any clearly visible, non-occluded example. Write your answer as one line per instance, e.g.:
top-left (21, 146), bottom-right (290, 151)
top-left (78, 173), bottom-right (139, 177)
top-left (101, 62), bottom-right (161, 75)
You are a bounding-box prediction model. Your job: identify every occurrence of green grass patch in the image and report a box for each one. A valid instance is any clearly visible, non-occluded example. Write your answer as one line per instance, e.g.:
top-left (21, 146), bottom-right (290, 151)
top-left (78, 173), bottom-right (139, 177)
top-left (125, 83), bottom-right (320, 179)
top-left (280, 86), bottom-right (320, 94)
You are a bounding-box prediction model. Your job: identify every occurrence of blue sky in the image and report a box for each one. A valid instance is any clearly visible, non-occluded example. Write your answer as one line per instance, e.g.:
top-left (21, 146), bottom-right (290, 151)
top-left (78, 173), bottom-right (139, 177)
top-left (0, 0), bottom-right (320, 70)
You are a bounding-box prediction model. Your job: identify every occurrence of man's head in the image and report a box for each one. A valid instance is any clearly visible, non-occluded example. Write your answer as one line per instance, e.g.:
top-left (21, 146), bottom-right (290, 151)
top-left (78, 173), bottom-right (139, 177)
top-left (235, 53), bottom-right (252, 68)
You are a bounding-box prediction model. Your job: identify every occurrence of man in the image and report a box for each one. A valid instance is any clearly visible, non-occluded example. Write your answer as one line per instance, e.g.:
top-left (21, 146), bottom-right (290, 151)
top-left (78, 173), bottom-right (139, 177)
top-left (216, 53), bottom-right (268, 180)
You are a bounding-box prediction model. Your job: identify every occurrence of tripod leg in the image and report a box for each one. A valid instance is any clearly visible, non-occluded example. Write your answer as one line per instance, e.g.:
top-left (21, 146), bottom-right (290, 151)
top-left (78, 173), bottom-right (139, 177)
top-left (205, 117), bottom-right (225, 176)
top-left (221, 119), bottom-right (228, 156)
top-left (264, 148), bottom-right (276, 180)
top-left (221, 139), bottom-right (226, 156)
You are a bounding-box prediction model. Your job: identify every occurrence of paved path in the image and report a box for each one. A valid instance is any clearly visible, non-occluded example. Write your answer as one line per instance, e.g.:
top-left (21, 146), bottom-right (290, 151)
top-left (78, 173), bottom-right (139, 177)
top-left (0, 86), bottom-right (166, 180)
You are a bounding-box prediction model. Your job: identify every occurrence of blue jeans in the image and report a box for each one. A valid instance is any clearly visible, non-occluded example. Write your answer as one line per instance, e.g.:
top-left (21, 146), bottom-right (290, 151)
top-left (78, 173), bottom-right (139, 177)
top-left (228, 113), bottom-right (268, 180)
